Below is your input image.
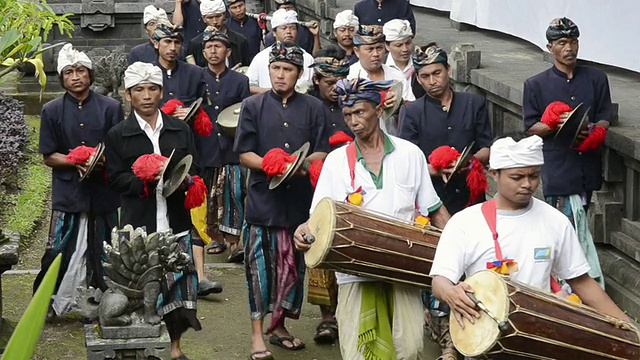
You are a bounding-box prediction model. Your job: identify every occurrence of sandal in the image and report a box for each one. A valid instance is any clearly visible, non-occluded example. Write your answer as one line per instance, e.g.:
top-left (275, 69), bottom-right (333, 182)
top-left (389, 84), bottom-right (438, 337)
top-left (249, 350), bottom-right (274, 360)
top-left (313, 319), bottom-right (338, 344)
top-left (227, 244), bottom-right (244, 263)
top-left (268, 335), bottom-right (305, 351)
top-left (206, 241), bottom-right (227, 255)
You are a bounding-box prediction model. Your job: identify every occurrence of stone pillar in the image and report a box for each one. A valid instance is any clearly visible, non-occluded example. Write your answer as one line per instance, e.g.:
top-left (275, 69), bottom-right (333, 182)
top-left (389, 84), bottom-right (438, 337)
top-left (449, 43), bottom-right (481, 85)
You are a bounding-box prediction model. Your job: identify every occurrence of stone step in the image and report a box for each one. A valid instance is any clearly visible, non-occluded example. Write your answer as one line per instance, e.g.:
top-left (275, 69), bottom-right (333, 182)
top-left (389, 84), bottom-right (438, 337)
top-left (608, 231), bottom-right (640, 263)
top-left (621, 218), bottom-right (640, 243)
top-left (598, 248), bottom-right (640, 320)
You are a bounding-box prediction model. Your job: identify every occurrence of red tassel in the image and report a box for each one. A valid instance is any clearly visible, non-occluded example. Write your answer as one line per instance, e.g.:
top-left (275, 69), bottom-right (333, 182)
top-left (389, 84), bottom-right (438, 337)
top-left (307, 160), bottom-right (324, 189)
top-left (541, 101), bottom-right (572, 129)
top-left (379, 90), bottom-right (387, 105)
top-left (428, 146), bottom-right (460, 170)
top-left (132, 154), bottom-right (168, 182)
top-left (329, 131), bottom-right (354, 147)
top-left (66, 145), bottom-right (96, 164)
top-left (193, 108), bottom-right (213, 136)
top-left (184, 175), bottom-right (208, 209)
top-left (261, 148), bottom-right (296, 177)
top-left (161, 99), bottom-right (184, 115)
top-left (575, 126), bottom-right (606, 152)
top-left (466, 157), bottom-right (487, 205)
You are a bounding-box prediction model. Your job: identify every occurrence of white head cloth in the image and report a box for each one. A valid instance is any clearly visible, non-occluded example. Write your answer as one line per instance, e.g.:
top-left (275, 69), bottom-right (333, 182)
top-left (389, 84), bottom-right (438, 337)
top-left (57, 43), bottom-right (92, 74)
top-left (383, 19), bottom-right (413, 41)
top-left (124, 62), bottom-right (163, 89)
top-left (489, 135), bottom-right (544, 170)
top-left (143, 5), bottom-right (168, 25)
top-left (333, 10), bottom-right (359, 29)
top-left (271, 9), bottom-right (298, 29)
top-left (200, 0), bottom-right (226, 16)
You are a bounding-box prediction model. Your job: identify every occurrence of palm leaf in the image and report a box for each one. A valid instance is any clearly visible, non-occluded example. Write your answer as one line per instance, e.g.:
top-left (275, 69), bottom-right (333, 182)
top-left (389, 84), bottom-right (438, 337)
top-left (1, 254), bottom-right (62, 360)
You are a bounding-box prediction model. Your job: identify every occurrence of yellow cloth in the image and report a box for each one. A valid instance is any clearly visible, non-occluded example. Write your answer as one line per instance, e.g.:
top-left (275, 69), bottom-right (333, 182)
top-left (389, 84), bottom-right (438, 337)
top-left (190, 202), bottom-right (212, 245)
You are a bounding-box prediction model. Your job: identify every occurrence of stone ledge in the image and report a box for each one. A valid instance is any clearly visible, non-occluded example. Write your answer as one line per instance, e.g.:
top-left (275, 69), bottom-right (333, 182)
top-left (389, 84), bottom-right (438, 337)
top-left (598, 248), bottom-right (640, 319)
top-left (621, 218), bottom-right (640, 243)
top-left (608, 231), bottom-right (640, 263)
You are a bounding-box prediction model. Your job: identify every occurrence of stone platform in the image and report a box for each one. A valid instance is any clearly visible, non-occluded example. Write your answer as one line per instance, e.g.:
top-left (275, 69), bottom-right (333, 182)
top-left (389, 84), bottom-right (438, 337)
top-left (84, 323), bottom-right (170, 360)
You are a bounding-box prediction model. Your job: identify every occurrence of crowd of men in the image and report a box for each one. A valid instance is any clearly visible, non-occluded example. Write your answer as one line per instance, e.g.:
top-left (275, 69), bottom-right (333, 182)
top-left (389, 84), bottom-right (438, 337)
top-left (36, 0), bottom-right (630, 358)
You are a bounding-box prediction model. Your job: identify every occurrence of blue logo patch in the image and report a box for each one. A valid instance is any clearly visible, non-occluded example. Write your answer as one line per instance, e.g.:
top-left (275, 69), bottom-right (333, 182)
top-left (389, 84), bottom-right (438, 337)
top-left (534, 247), bottom-right (551, 261)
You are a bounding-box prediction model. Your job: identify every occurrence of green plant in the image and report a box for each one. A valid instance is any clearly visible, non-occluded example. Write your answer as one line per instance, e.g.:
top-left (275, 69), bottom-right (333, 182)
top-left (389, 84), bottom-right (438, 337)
top-left (0, 0), bottom-right (75, 91)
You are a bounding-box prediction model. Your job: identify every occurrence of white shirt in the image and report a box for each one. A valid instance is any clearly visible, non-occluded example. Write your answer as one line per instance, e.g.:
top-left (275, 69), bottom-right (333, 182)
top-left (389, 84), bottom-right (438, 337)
top-left (134, 110), bottom-right (170, 232)
top-left (246, 46), bottom-right (314, 89)
top-left (429, 198), bottom-right (591, 292)
top-left (385, 55), bottom-right (416, 102)
top-left (310, 135), bottom-right (442, 285)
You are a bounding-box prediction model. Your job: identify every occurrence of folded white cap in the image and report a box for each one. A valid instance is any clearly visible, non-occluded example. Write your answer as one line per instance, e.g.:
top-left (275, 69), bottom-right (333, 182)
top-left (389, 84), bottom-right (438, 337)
top-left (200, 0), bottom-right (226, 16)
top-left (124, 62), bottom-right (163, 89)
top-left (143, 5), bottom-right (168, 25)
top-left (489, 135), bottom-right (544, 170)
top-left (271, 9), bottom-right (298, 29)
top-left (383, 19), bottom-right (413, 41)
top-left (57, 43), bottom-right (92, 74)
top-left (333, 10), bottom-right (359, 29)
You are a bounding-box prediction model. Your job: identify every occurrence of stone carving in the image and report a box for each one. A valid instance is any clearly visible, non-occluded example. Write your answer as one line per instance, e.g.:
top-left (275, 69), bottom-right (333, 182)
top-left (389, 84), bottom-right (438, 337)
top-left (91, 46), bottom-right (128, 102)
top-left (76, 226), bottom-right (190, 337)
top-left (81, 0), bottom-right (116, 31)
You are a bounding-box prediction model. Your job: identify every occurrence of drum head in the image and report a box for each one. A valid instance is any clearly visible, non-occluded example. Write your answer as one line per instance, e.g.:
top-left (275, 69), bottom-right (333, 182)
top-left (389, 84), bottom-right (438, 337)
top-left (305, 198), bottom-right (336, 268)
top-left (450, 270), bottom-right (510, 357)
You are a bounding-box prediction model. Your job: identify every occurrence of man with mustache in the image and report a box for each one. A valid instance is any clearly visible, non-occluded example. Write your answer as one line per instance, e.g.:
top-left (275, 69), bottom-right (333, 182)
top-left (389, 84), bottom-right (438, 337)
top-left (225, 0), bottom-right (262, 60)
top-left (523, 17), bottom-right (610, 289)
top-left (264, 0), bottom-right (318, 55)
top-left (185, 0), bottom-right (250, 68)
top-left (333, 10), bottom-right (360, 66)
top-left (36, 44), bottom-right (123, 321)
top-left (235, 41), bottom-right (330, 360)
top-left (398, 43), bottom-right (492, 360)
top-left (246, 9), bottom-right (314, 95)
top-left (383, 19), bottom-right (416, 101)
top-left (128, 5), bottom-right (168, 65)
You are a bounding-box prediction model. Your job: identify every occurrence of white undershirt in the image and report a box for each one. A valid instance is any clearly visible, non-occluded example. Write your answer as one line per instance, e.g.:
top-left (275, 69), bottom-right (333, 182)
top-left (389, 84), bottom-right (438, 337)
top-left (246, 46), bottom-right (315, 89)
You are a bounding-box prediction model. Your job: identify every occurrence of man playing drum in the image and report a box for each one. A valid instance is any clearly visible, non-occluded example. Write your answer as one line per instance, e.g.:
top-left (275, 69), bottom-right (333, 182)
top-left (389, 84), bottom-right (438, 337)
top-left (294, 77), bottom-right (451, 360)
top-left (429, 134), bottom-right (629, 353)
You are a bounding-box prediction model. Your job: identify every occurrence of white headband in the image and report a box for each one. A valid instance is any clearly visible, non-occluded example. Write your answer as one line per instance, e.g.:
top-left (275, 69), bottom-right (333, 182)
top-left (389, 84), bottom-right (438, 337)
top-left (383, 19), bottom-right (412, 42)
top-left (333, 10), bottom-right (359, 29)
top-left (124, 62), bottom-right (163, 89)
top-left (489, 135), bottom-right (544, 170)
top-left (271, 9), bottom-right (298, 29)
top-left (200, 0), bottom-right (226, 16)
top-left (57, 43), bottom-right (92, 74)
top-left (143, 6), bottom-right (168, 25)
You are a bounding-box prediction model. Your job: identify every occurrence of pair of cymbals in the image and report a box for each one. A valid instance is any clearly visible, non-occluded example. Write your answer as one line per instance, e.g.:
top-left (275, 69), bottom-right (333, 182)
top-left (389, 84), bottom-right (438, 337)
top-left (554, 102), bottom-right (591, 148)
top-left (444, 141), bottom-right (476, 184)
top-left (217, 102), bottom-right (243, 136)
top-left (269, 142), bottom-right (310, 190)
top-left (79, 143), bottom-right (106, 181)
top-left (156, 149), bottom-right (194, 197)
top-left (181, 98), bottom-right (203, 123)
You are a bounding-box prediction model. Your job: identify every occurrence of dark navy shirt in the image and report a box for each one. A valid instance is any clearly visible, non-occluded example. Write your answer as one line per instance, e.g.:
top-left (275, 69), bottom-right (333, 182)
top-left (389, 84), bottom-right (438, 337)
top-left (186, 29), bottom-right (251, 68)
top-left (346, 52), bottom-right (359, 66)
top-left (354, 0), bottom-right (416, 34)
top-left (398, 92), bottom-right (493, 215)
top-left (234, 91), bottom-right (331, 228)
top-left (197, 67), bottom-right (250, 168)
top-left (226, 16), bottom-right (262, 60)
top-left (155, 60), bottom-right (207, 106)
top-left (308, 87), bottom-right (353, 146)
top-left (39, 91), bottom-right (123, 214)
top-left (523, 65), bottom-right (612, 197)
top-left (264, 24), bottom-right (314, 55)
top-left (127, 41), bottom-right (157, 65)
top-left (181, 1), bottom-right (207, 47)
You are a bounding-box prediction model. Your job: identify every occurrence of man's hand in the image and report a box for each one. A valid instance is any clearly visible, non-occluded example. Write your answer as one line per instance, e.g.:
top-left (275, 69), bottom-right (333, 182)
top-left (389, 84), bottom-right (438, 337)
top-left (442, 282), bottom-right (481, 329)
top-left (307, 21), bottom-right (319, 36)
top-left (179, 175), bottom-right (191, 190)
top-left (293, 222), bottom-right (313, 252)
top-left (383, 90), bottom-right (398, 110)
top-left (75, 162), bottom-right (88, 177)
top-left (428, 161), bottom-right (456, 183)
top-left (173, 107), bottom-right (189, 121)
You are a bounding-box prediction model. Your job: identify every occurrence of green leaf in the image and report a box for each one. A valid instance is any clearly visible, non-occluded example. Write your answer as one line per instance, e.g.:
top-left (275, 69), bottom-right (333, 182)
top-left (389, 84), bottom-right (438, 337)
top-left (0, 29), bottom-right (20, 55)
top-left (1, 254), bottom-right (62, 360)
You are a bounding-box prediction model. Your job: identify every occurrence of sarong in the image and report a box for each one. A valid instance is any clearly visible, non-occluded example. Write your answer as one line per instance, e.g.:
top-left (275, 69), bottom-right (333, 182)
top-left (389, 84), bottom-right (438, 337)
top-left (219, 164), bottom-right (248, 236)
top-left (307, 268), bottom-right (338, 309)
top-left (33, 210), bottom-right (117, 316)
top-left (243, 223), bottom-right (305, 329)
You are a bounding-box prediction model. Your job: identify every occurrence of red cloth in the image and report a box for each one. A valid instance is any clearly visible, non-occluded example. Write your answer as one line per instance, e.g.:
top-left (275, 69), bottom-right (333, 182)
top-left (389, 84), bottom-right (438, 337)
top-left (329, 131), bottom-right (354, 147)
top-left (575, 126), bottom-right (606, 152)
top-left (132, 153), bottom-right (168, 197)
top-left (428, 146), bottom-right (459, 170)
top-left (184, 175), bottom-right (208, 209)
top-left (193, 108), bottom-right (213, 136)
top-left (160, 99), bottom-right (184, 115)
top-left (307, 160), bottom-right (323, 189)
top-left (467, 157), bottom-right (488, 205)
top-left (262, 148), bottom-right (296, 177)
top-left (541, 101), bottom-right (572, 129)
top-left (65, 145), bottom-right (96, 164)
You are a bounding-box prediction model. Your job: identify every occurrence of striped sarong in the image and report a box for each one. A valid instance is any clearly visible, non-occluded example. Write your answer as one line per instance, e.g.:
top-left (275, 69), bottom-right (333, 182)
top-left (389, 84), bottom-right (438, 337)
top-left (243, 224), bottom-right (305, 327)
top-left (307, 268), bottom-right (338, 309)
top-left (219, 164), bottom-right (248, 236)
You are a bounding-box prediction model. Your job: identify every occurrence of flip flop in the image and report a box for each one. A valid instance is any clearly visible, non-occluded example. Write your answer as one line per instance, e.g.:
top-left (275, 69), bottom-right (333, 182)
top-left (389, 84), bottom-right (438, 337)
top-left (269, 335), bottom-right (305, 351)
top-left (313, 320), bottom-right (338, 344)
top-left (206, 241), bottom-right (227, 255)
top-left (249, 350), bottom-right (274, 360)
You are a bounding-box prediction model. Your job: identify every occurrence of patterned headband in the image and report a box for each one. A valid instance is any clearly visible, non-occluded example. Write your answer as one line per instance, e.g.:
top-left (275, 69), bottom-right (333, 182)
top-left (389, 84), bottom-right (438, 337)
top-left (309, 57), bottom-right (350, 78)
top-left (203, 29), bottom-right (230, 47)
top-left (336, 77), bottom-right (394, 107)
top-left (412, 45), bottom-right (448, 69)
top-left (546, 17), bottom-right (580, 42)
top-left (269, 42), bottom-right (304, 67)
top-left (353, 25), bottom-right (385, 46)
top-left (153, 19), bottom-right (184, 41)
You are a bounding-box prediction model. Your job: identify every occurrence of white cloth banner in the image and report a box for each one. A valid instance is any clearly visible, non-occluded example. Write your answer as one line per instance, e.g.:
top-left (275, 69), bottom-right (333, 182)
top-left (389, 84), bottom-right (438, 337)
top-left (447, 0), bottom-right (640, 73)
top-left (409, 0), bottom-right (451, 11)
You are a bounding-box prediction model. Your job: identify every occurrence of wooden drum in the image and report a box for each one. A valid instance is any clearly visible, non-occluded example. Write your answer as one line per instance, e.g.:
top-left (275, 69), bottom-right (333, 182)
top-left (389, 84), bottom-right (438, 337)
top-left (451, 270), bottom-right (640, 359)
top-left (304, 197), bottom-right (441, 288)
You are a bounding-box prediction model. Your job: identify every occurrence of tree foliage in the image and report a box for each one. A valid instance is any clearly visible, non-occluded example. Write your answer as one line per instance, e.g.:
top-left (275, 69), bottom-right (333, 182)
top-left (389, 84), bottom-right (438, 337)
top-left (0, 0), bottom-right (75, 91)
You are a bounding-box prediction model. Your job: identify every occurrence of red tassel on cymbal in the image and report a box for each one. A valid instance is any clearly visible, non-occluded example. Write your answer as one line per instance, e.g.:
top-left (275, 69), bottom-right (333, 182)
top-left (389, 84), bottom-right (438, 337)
top-left (193, 108), bottom-right (213, 136)
top-left (428, 146), bottom-right (460, 170)
top-left (307, 160), bottom-right (324, 189)
top-left (161, 99), bottom-right (184, 115)
top-left (184, 175), bottom-right (208, 209)
top-left (329, 131), bottom-right (354, 147)
top-left (466, 157), bottom-right (488, 205)
top-left (262, 148), bottom-right (296, 177)
top-left (575, 126), bottom-right (606, 152)
top-left (132, 154), bottom-right (168, 197)
top-left (541, 101), bottom-right (572, 129)
top-left (66, 145), bottom-right (96, 164)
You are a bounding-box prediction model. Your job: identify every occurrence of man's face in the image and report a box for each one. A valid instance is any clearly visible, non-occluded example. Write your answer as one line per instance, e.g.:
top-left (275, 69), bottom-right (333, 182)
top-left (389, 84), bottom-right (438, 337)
top-left (203, 40), bottom-right (230, 66)
top-left (269, 61), bottom-right (300, 94)
top-left (274, 24), bottom-right (297, 42)
top-left (547, 36), bottom-right (579, 68)
top-left (203, 13), bottom-right (226, 29)
top-left (492, 166), bottom-right (541, 207)
top-left (61, 66), bottom-right (91, 94)
top-left (314, 75), bottom-right (342, 103)
top-left (145, 20), bottom-right (158, 38)
top-left (342, 101), bottom-right (383, 139)
top-left (126, 83), bottom-right (163, 117)
top-left (154, 37), bottom-right (182, 63)
top-left (416, 63), bottom-right (450, 98)
top-left (277, 3), bottom-right (295, 11)
top-left (334, 26), bottom-right (356, 48)
top-left (228, 2), bottom-right (246, 20)
top-left (354, 43), bottom-right (385, 71)
top-left (385, 37), bottom-right (413, 64)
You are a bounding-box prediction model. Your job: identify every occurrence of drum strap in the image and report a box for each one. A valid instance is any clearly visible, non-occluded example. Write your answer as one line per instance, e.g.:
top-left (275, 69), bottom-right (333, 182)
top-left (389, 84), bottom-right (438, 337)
top-left (481, 199), bottom-right (517, 275)
top-left (347, 142), bottom-right (357, 189)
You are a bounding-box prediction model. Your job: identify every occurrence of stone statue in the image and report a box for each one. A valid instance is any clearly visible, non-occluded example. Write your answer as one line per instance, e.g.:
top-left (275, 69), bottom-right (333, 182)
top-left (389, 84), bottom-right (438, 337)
top-left (76, 225), bottom-right (190, 330)
top-left (90, 45), bottom-right (128, 102)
